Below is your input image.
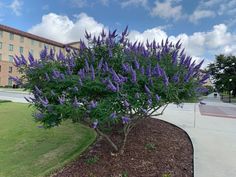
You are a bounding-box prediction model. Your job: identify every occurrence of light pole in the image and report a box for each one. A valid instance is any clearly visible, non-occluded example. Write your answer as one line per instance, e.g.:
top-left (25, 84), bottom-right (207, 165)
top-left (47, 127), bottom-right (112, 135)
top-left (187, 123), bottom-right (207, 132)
top-left (221, 84), bottom-right (224, 100)
top-left (229, 79), bottom-right (232, 103)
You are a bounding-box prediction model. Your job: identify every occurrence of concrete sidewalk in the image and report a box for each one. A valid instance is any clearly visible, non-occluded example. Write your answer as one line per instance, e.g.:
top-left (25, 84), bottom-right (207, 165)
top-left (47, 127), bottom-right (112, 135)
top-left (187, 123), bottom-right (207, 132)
top-left (155, 93), bottom-right (236, 177)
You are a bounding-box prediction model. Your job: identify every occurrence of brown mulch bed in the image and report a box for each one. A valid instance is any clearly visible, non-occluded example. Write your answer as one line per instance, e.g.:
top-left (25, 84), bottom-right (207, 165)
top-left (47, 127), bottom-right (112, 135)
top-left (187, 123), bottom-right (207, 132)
top-left (52, 118), bottom-right (193, 177)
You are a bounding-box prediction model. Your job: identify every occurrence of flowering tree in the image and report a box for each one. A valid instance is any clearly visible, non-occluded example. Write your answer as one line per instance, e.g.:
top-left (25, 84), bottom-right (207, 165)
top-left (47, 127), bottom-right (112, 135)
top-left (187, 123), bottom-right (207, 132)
top-left (12, 27), bottom-right (208, 154)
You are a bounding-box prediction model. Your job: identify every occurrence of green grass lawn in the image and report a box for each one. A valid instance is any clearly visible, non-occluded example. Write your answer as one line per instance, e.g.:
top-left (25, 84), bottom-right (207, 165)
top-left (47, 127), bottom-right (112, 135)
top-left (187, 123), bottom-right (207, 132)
top-left (0, 102), bottom-right (96, 177)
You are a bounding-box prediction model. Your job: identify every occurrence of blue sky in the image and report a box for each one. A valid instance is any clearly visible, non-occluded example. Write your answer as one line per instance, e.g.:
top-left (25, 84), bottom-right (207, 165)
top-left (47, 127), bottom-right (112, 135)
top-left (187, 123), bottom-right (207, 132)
top-left (1, 0), bottom-right (236, 67)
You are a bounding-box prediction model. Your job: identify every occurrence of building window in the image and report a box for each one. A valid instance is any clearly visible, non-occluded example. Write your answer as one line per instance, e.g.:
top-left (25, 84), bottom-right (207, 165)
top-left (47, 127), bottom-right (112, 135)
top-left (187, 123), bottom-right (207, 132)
top-left (31, 39), bottom-right (34, 45)
top-left (0, 42), bottom-right (2, 49)
top-left (19, 47), bottom-right (24, 54)
top-left (9, 33), bottom-right (14, 40)
top-left (8, 77), bottom-right (13, 86)
top-left (8, 66), bottom-right (13, 73)
top-left (8, 55), bottom-right (14, 62)
top-left (9, 44), bottom-right (14, 51)
top-left (0, 31), bottom-right (2, 37)
top-left (20, 36), bottom-right (24, 43)
top-left (0, 53), bottom-right (2, 61)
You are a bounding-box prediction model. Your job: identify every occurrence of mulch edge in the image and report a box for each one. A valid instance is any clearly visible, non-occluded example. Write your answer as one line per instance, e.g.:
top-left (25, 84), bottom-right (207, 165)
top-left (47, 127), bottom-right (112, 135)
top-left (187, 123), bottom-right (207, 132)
top-left (154, 117), bottom-right (194, 177)
top-left (51, 118), bottom-right (194, 177)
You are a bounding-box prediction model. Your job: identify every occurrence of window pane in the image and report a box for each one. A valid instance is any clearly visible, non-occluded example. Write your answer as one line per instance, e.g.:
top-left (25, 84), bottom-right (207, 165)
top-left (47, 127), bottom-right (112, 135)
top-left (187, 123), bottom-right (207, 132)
top-left (9, 44), bottom-right (14, 51)
top-left (9, 33), bottom-right (14, 40)
top-left (8, 55), bottom-right (13, 62)
top-left (19, 47), bottom-right (24, 53)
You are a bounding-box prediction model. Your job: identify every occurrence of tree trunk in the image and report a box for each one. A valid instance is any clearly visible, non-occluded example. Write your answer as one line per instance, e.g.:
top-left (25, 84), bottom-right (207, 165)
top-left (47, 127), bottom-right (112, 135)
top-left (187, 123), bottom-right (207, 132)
top-left (96, 128), bottom-right (118, 152)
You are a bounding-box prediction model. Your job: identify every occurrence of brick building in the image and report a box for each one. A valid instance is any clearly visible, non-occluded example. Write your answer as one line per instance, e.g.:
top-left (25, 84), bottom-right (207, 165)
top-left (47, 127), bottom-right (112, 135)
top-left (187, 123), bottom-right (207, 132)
top-left (0, 24), bottom-right (79, 86)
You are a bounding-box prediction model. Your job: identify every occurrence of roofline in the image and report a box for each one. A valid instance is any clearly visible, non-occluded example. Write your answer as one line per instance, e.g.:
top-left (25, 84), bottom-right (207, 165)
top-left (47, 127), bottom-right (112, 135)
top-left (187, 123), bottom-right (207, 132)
top-left (0, 24), bottom-right (64, 48)
top-left (66, 41), bottom-right (80, 45)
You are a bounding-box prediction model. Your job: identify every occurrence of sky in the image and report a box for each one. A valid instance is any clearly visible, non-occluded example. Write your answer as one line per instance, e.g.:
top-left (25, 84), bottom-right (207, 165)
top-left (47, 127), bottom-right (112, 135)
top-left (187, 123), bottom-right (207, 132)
top-left (1, 0), bottom-right (236, 67)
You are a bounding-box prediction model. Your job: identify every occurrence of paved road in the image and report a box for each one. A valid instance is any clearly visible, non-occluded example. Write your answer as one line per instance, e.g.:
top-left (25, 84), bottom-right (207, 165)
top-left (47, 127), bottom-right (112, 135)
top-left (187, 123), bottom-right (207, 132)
top-left (155, 93), bottom-right (236, 177)
top-left (0, 90), bottom-right (32, 103)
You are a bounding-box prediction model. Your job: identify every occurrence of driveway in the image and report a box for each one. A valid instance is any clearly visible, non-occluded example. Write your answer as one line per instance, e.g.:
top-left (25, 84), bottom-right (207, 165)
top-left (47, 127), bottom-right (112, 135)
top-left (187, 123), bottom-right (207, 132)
top-left (155, 93), bottom-right (236, 177)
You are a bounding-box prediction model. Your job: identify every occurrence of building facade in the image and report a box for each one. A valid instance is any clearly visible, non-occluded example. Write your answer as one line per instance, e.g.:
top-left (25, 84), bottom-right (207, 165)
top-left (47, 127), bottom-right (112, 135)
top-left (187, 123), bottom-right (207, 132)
top-left (0, 24), bottom-right (79, 86)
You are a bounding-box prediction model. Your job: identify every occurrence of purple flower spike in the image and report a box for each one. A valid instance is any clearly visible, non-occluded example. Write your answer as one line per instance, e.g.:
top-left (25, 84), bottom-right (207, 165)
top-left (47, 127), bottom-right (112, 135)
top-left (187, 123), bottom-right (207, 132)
top-left (20, 54), bottom-right (27, 65)
top-left (107, 80), bottom-right (117, 92)
top-left (49, 48), bottom-right (55, 59)
top-left (98, 58), bottom-right (103, 70)
top-left (122, 116), bottom-right (130, 124)
top-left (124, 100), bottom-right (129, 108)
top-left (85, 30), bottom-right (91, 40)
top-left (39, 97), bottom-right (49, 107)
top-left (90, 100), bottom-right (97, 109)
top-left (40, 47), bottom-right (47, 59)
top-left (28, 52), bottom-right (35, 66)
top-left (134, 58), bottom-right (140, 69)
top-left (172, 73), bottom-right (179, 83)
top-left (131, 67), bottom-right (137, 83)
top-left (91, 65), bottom-right (95, 80)
top-left (156, 94), bottom-right (160, 102)
top-left (144, 85), bottom-right (151, 95)
top-left (148, 98), bottom-right (152, 106)
top-left (58, 95), bottom-right (65, 105)
top-left (163, 71), bottom-right (169, 86)
top-left (73, 97), bottom-right (80, 107)
top-left (9, 76), bottom-right (21, 85)
top-left (34, 112), bottom-right (45, 120)
top-left (92, 119), bottom-right (98, 129)
top-left (140, 66), bottom-right (145, 75)
top-left (45, 73), bottom-right (50, 81)
top-left (85, 59), bottom-right (90, 72)
top-left (110, 112), bottom-right (117, 119)
top-left (57, 50), bottom-right (65, 61)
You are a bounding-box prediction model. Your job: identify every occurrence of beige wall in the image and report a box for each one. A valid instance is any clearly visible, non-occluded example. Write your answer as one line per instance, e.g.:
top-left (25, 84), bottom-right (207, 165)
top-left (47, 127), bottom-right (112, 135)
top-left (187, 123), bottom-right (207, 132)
top-left (0, 30), bottom-right (64, 86)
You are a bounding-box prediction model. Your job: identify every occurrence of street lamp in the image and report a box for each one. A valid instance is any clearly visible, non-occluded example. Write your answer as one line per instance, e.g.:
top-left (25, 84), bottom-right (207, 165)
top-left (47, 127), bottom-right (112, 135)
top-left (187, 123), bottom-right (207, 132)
top-left (221, 84), bottom-right (224, 100)
top-left (229, 79), bottom-right (232, 103)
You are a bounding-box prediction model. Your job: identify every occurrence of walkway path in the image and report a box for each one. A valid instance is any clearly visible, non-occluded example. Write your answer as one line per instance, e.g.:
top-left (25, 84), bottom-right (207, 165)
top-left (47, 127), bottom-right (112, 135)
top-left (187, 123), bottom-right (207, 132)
top-left (0, 90), bottom-right (31, 103)
top-left (156, 93), bottom-right (236, 177)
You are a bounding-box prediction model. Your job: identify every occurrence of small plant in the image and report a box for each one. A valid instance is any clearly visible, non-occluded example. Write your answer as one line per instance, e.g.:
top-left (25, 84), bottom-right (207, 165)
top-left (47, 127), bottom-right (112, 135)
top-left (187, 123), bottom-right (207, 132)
top-left (121, 171), bottom-right (129, 177)
top-left (85, 155), bottom-right (99, 165)
top-left (145, 143), bottom-right (156, 150)
top-left (162, 173), bottom-right (171, 177)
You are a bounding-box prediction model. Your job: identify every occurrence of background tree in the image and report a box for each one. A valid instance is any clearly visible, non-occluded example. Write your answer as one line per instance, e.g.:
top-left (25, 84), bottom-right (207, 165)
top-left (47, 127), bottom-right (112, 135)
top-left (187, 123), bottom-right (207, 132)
top-left (11, 27), bottom-right (208, 154)
top-left (208, 55), bottom-right (236, 97)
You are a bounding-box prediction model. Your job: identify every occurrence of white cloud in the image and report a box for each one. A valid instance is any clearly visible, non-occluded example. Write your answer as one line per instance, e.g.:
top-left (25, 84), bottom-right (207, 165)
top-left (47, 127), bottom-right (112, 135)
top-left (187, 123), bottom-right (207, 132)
top-left (189, 10), bottom-right (215, 23)
top-left (28, 13), bottom-right (106, 43)
top-left (9, 0), bottom-right (23, 16)
top-left (128, 24), bottom-right (236, 64)
top-left (121, 0), bottom-right (148, 8)
top-left (219, 0), bottom-right (236, 15)
top-left (151, 0), bottom-right (183, 20)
